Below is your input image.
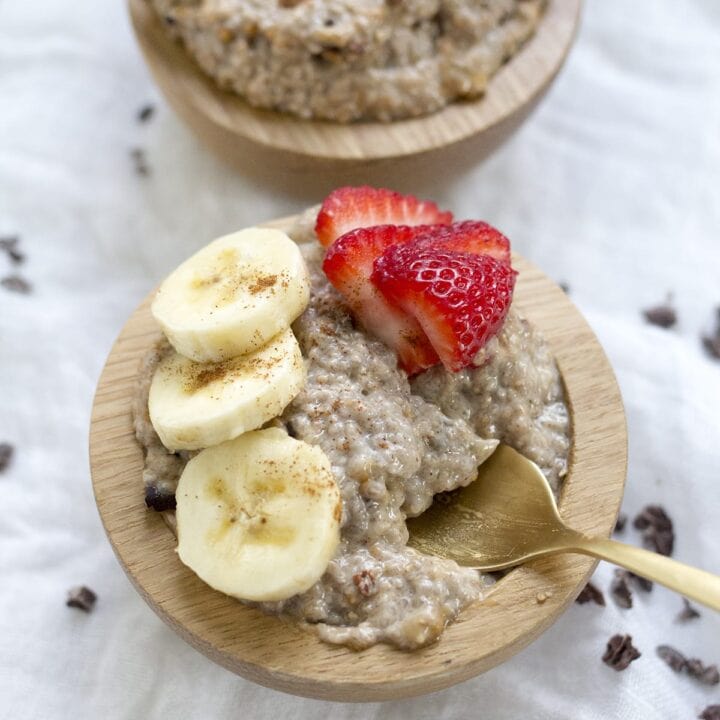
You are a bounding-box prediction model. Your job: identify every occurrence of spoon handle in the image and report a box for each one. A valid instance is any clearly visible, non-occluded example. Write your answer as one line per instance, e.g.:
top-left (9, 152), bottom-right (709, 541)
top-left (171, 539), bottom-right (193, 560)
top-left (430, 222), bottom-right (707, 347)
top-left (568, 535), bottom-right (720, 612)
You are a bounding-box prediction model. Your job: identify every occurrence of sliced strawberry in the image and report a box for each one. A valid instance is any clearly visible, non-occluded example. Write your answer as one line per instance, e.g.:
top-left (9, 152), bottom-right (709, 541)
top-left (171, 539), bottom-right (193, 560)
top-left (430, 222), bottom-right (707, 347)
top-left (415, 221), bottom-right (511, 266)
top-left (315, 186), bottom-right (453, 247)
top-left (323, 225), bottom-right (440, 374)
top-left (372, 244), bottom-right (517, 372)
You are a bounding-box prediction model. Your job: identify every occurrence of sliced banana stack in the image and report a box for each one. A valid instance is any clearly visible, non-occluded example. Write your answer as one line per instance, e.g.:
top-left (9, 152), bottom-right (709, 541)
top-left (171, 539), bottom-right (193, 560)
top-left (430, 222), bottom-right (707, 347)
top-left (146, 227), bottom-right (339, 602)
top-left (148, 328), bottom-right (305, 451)
top-left (176, 428), bottom-right (341, 602)
top-left (152, 228), bottom-right (310, 363)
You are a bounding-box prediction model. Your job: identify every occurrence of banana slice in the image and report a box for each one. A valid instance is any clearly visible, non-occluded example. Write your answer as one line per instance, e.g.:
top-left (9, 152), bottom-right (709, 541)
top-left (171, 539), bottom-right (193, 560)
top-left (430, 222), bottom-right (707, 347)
top-left (176, 427), bottom-right (341, 602)
top-left (152, 228), bottom-right (310, 362)
top-left (148, 329), bottom-right (305, 451)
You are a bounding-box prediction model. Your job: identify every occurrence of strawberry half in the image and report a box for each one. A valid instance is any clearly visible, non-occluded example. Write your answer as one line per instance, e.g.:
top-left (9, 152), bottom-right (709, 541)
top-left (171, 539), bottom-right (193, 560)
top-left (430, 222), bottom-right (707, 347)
top-left (372, 244), bottom-right (517, 372)
top-left (323, 225), bottom-right (440, 375)
top-left (315, 186), bottom-right (453, 247)
top-left (416, 221), bottom-right (511, 266)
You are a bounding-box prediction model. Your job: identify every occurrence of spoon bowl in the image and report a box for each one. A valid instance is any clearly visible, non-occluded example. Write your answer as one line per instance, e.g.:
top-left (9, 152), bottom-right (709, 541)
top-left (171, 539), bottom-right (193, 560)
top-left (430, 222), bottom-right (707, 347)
top-left (408, 444), bottom-right (567, 570)
top-left (408, 445), bottom-right (720, 611)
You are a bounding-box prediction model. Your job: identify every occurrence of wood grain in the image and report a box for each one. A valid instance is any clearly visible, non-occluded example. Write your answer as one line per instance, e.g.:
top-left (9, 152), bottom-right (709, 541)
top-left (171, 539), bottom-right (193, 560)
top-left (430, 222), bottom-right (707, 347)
top-left (128, 0), bottom-right (581, 168)
top-left (89, 215), bottom-right (627, 701)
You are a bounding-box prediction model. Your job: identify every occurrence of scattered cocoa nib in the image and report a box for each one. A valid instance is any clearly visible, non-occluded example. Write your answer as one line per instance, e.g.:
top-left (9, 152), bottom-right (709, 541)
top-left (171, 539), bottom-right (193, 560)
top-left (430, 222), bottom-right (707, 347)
top-left (633, 505), bottom-right (674, 556)
top-left (610, 569), bottom-right (633, 609)
top-left (686, 659), bottom-right (720, 685)
top-left (613, 512), bottom-right (627, 534)
top-left (66, 586), bottom-right (97, 612)
top-left (701, 307), bottom-right (720, 360)
top-left (700, 705), bottom-right (720, 720)
top-left (647, 529), bottom-right (674, 555)
top-left (643, 303), bottom-right (677, 329)
top-left (145, 485), bottom-right (176, 512)
top-left (657, 645), bottom-right (719, 685)
top-left (602, 634), bottom-right (641, 671)
top-left (627, 571), bottom-right (653, 592)
top-left (0, 442), bottom-right (14, 473)
top-left (575, 582), bottom-right (605, 606)
top-left (352, 569), bottom-right (376, 597)
top-left (677, 598), bottom-right (700, 622)
top-left (559, 281), bottom-right (570, 294)
top-left (703, 335), bottom-right (720, 360)
top-left (1, 275), bottom-right (31, 294)
top-left (657, 644), bottom-right (687, 672)
top-left (0, 236), bottom-right (24, 264)
top-left (130, 147), bottom-right (150, 176)
top-left (137, 104), bottom-right (155, 123)
top-left (634, 504), bottom-right (672, 532)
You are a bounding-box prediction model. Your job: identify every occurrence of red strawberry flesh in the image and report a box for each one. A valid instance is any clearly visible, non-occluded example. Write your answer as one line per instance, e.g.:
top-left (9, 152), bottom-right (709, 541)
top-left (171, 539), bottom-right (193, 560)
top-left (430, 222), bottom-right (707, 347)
top-left (322, 225), bottom-right (440, 374)
top-left (414, 221), bottom-right (511, 266)
top-left (372, 244), bottom-right (517, 372)
top-left (315, 186), bottom-right (453, 247)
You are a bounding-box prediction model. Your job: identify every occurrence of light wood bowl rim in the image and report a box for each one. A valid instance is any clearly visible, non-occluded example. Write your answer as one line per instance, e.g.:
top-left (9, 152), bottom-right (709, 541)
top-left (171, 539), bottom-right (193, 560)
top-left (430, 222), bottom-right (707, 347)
top-left (127, 0), bottom-right (582, 163)
top-left (89, 213), bottom-right (627, 702)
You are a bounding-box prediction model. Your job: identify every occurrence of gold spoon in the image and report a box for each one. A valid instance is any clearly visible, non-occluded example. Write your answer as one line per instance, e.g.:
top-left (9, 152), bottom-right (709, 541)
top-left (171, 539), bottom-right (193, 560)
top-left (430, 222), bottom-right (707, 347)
top-left (407, 445), bottom-right (720, 611)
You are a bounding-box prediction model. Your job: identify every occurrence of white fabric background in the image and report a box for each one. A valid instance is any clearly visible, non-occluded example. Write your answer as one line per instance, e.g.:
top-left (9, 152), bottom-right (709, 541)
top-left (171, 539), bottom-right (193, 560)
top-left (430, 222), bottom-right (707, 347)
top-left (1, 1), bottom-right (719, 717)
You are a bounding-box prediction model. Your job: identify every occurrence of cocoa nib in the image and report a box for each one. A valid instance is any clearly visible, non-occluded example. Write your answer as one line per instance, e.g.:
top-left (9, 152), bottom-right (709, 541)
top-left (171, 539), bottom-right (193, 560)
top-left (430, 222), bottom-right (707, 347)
top-left (627, 571), bottom-right (653, 592)
top-left (702, 306), bottom-right (720, 361)
top-left (603, 634), bottom-right (641, 671)
top-left (0, 442), bottom-right (14, 473)
top-left (130, 147), bottom-right (150, 176)
top-left (1, 275), bottom-right (31, 294)
top-left (657, 645), bottom-right (719, 686)
top-left (686, 659), bottom-right (720, 685)
top-left (611, 570), bottom-right (652, 605)
top-left (676, 598), bottom-right (701, 623)
top-left (145, 485), bottom-right (176, 512)
top-left (633, 505), bottom-right (674, 556)
top-left (643, 303), bottom-right (677, 329)
top-left (575, 582), bottom-right (605, 606)
top-left (703, 335), bottom-right (720, 360)
top-left (657, 644), bottom-right (686, 672)
top-left (0, 236), bottom-right (24, 264)
top-left (634, 505), bottom-right (673, 532)
top-left (610, 570), bottom-right (632, 609)
top-left (352, 569), bottom-right (376, 597)
top-left (700, 706), bottom-right (720, 720)
top-left (137, 104), bottom-right (155, 123)
top-left (66, 586), bottom-right (97, 612)
top-left (613, 512), bottom-right (627, 534)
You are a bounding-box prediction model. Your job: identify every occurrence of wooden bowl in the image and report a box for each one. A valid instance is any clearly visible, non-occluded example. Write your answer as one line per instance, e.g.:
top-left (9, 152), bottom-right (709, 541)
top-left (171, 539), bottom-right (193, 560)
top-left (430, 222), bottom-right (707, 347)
top-left (128, 0), bottom-right (581, 169)
top-left (89, 214), bottom-right (626, 702)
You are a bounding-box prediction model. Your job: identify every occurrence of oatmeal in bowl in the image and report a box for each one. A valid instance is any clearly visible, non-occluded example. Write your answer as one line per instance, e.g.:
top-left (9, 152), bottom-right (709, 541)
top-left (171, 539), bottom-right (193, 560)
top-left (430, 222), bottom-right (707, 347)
top-left (132, 186), bottom-right (571, 651)
top-left (149, 0), bottom-right (547, 122)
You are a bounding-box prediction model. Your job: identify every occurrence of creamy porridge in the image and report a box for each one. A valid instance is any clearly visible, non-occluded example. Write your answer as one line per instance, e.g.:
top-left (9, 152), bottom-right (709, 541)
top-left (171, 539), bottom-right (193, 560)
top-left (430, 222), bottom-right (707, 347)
top-left (151, 0), bottom-right (546, 122)
top-left (133, 209), bottom-right (571, 650)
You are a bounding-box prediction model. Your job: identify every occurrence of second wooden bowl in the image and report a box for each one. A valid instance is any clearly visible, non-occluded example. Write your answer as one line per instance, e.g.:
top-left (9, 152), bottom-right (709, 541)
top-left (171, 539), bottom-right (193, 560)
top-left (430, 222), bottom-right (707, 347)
top-left (89, 213), bottom-right (626, 701)
top-left (128, 0), bottom-right (581, 169)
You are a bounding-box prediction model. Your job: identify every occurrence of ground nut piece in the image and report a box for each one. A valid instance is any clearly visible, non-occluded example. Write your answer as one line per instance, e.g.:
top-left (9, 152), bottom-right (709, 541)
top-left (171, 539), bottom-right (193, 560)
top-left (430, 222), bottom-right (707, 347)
top-left (150, 0), bottom-right (546, 122)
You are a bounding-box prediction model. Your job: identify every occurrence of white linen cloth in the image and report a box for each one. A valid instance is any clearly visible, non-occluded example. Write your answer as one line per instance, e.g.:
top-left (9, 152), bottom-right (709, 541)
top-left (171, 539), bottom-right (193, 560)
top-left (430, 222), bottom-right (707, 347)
top-left (1, 0), bottom-right (719, 717)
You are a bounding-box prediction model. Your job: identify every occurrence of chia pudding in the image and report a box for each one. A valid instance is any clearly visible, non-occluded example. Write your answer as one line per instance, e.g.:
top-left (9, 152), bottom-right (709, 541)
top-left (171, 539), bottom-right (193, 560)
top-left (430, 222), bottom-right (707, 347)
top-left (133, 208), bottom-right (570, 650)
top-left (151, 0), bottom-right (546, 122)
